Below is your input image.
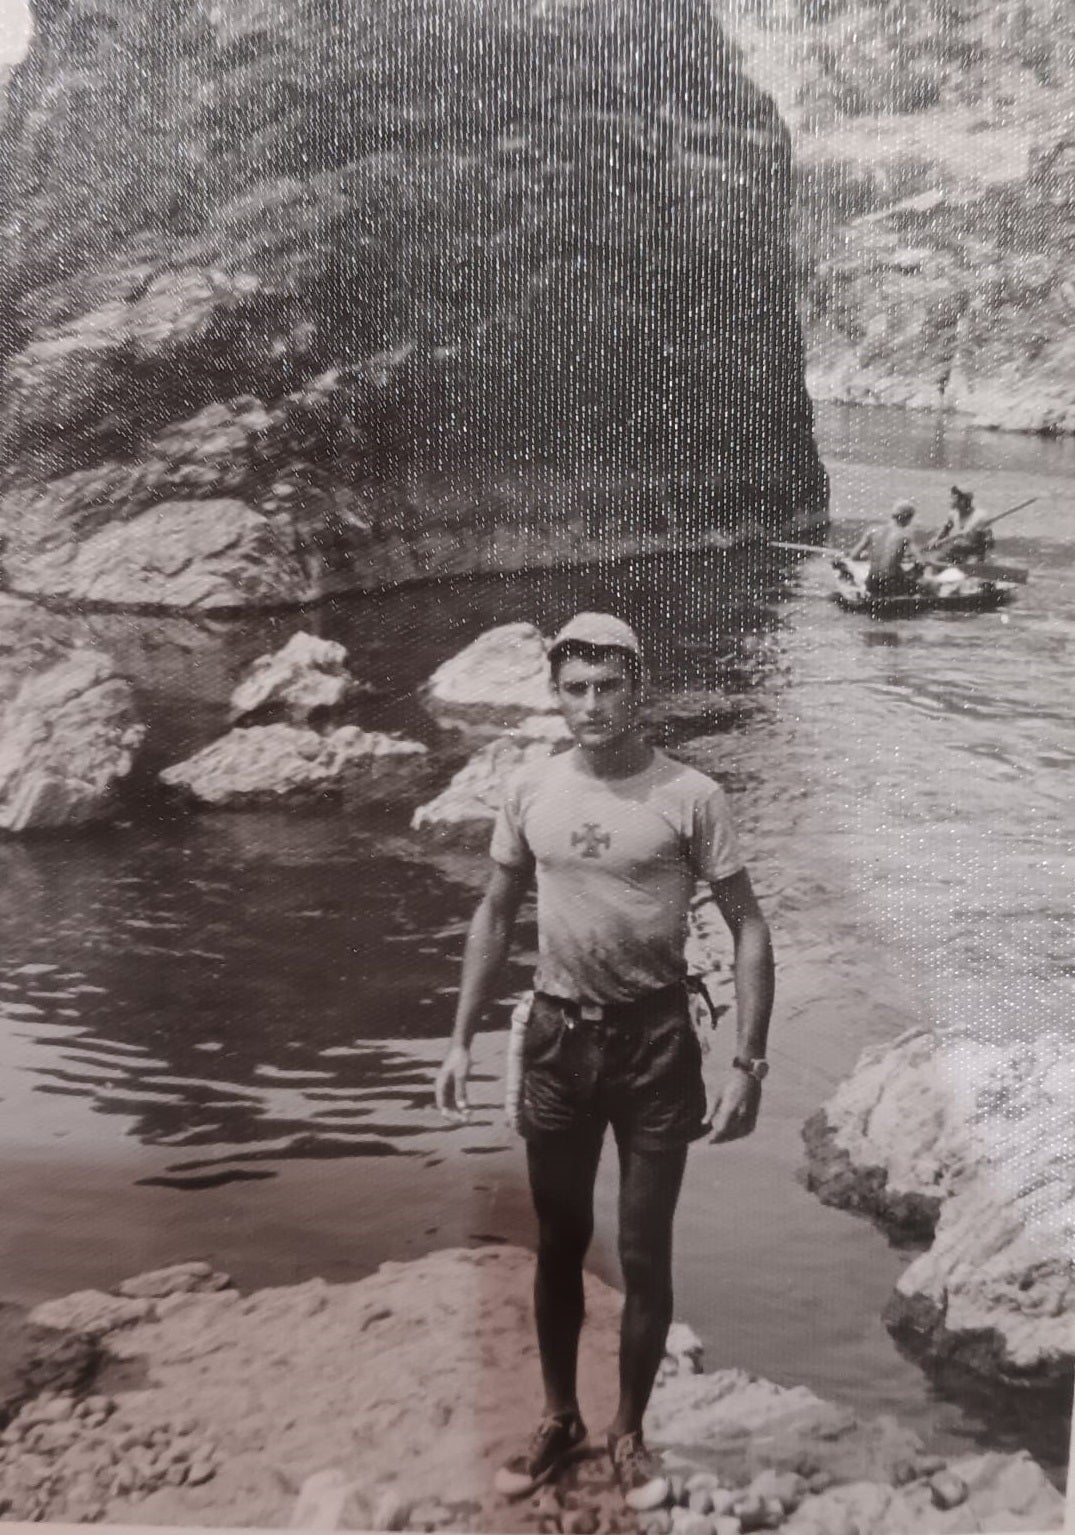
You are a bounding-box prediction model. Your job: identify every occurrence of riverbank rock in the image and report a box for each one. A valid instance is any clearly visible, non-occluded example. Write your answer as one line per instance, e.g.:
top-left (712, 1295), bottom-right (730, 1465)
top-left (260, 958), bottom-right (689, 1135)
top-left (0, 649), bottom-right (144, 831)
top-left (0, 0), bottom-right (827, 611)
top-left (9, 497), bottom-right (313, 613)
top-left (411, 726), bottom-right (569, 840)
top-left (3, 1247), bottom-right (1060, 1530)
top-left (803, 1028), bottom-right (1075, 1389)
top-left (424, 624), bottom-right (556, 727)
top-left (160, 722), bottom-right (426, 808)
top-left (229, 631), bottom-right (358, 724)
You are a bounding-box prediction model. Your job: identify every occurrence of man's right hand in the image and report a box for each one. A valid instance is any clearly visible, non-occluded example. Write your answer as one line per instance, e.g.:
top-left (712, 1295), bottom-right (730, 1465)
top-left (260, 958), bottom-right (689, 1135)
top-left (435, 1042), bottom-right (472, 1123)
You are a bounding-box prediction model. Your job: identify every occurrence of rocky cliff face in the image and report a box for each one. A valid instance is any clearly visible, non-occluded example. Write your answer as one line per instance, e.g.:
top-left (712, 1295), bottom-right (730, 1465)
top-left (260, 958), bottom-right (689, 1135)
top-left (728, 0), bottom-right (1075, 433)
top-left (0, 0), bottom-right (828, 611)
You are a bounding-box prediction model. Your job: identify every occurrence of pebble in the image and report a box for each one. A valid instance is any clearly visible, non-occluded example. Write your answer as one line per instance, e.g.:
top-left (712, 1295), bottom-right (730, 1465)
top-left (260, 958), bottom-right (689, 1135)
top-left (639, 1514), bottom-right (672, 1535)
top-left (562, 1511), bottom-right (599, 1535)
top-left (686, 1473), bottom-right (723, 1495)
top-left (915, 1455), bottom-right (947, 1478)
top-left (187, 1457), bottom-right (216, 1487)
top-left (748, 1471), bottom-right (805, 1514)
top-left (632, 1477), bottom-right (674, 1514)
top-left (670, 1508), bottom-right (714, 1535)
top-left (732, 1493), bottom-right (785, 1532)
top-left (929, 1470), bottom-right (969, 1511)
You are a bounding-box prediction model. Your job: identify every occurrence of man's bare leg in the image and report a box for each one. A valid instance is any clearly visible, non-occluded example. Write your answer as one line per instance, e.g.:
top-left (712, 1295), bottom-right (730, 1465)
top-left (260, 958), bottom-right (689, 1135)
top-left (526, 1132), bottom-right (604, 1416)
top-left (609, 1141), bottom-right (688, 1438)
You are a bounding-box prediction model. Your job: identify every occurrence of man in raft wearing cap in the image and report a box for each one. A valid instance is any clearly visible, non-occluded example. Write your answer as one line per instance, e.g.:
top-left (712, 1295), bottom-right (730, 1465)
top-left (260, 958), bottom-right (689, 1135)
top-left (849, 499), bottom-right (923, 597)
top-left (925, 486), bottom-right (995, 564)
top-left (435, 613), bottom-right (774, 1511)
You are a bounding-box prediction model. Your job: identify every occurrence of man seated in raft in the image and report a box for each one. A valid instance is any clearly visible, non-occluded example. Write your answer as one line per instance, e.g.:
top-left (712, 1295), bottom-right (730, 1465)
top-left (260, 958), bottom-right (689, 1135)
top-left (848, 500), bottom-right (924, 597)
top-left (925, 485), bottom-right (995, 564)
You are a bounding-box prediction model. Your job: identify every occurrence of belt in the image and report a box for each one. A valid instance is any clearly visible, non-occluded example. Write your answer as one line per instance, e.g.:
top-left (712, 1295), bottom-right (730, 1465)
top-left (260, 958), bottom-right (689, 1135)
top-left (536, 982), bottom-right (687, 1026)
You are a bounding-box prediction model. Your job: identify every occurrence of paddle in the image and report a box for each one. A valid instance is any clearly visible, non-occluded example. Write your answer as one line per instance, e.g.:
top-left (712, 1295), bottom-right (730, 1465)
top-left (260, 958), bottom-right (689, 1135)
top-left (930, 496), bottom-right (1039, 554)
top-left (956, 561), bottom-right (1029, 585)
top-left (771, 540), bottom-right (848, 558)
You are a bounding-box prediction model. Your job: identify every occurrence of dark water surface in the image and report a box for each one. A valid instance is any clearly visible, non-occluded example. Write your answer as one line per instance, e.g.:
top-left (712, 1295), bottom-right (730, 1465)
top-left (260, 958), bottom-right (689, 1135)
top-left (0, 405), bottom-right (1071, 1478)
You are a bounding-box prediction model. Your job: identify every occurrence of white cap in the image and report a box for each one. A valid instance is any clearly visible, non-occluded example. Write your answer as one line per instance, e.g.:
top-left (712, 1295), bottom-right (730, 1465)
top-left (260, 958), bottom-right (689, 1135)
top-left (547, 612), bottom-right (642, 663)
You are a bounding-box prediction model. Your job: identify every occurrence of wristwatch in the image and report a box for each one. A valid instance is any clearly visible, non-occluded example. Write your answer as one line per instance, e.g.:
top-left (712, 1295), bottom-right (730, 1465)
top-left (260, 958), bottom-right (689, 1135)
top-left (732, 1056), bottom-right (769, 1082)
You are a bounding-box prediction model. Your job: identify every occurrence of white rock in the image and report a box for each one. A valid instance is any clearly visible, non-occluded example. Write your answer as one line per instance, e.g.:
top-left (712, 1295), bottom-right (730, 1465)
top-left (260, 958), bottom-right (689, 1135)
top-left (411, 735), bottom-right (556, 831)
top-left (117, 1261), bottom-right (232, 1299)
top-left (0, 650), bottom-right (144, 831)
top-left (808, 1028), bottom-right (1075, 1384)
top-left (424, 622), bottom-right (555, 716)
top-left (670, 1507), bottom-right (713, 1535)
top-left (230, 631), bottom-right (354, 724)
top-left (161, 723), bottom-right (426, 807)
top-left (21, 499), bottom-right (311, 611)
top-left (663, 1321), bottom-right (706, 1377)
top-left (28, 1290), bottom-right (154, 1337)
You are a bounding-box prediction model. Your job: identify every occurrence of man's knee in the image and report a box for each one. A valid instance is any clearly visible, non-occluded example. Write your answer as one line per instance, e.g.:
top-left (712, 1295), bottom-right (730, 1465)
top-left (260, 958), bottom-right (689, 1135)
top-left (618, 1232), bottom-right (673, 1304)
top-left (537, 1206), bottom-right (593, 1267)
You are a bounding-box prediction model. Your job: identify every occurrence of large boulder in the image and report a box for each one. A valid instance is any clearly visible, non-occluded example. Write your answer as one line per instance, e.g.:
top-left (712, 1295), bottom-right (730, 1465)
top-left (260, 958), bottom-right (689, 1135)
top-left (0, 0), bottom-right (828, 610)
top-left (803, 1028), bottom-right (1075, 1389)
top-left (160, 722), bottom-right (426, 807)
top-left (229, 630), bottom-right (357, 724)
top-left (423, 622), bottom-right (556, 725)
top-left (0, 649), bottom-right (145, 831)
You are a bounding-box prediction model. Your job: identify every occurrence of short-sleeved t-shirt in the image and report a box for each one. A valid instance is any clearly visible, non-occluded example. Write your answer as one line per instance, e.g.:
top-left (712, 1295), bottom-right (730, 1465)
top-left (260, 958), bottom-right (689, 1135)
top-left (490, 747), bottom-right (743, 1004)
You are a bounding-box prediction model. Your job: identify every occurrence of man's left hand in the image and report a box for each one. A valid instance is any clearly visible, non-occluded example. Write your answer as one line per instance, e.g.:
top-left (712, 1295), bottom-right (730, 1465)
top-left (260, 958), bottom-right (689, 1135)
top-left (707, 1071), bottom-right (762, 1143)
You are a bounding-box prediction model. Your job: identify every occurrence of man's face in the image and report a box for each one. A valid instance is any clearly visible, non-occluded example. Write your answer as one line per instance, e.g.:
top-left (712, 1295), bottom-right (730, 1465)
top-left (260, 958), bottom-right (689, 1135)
top-left (553, 654), bottom-right (640, 748)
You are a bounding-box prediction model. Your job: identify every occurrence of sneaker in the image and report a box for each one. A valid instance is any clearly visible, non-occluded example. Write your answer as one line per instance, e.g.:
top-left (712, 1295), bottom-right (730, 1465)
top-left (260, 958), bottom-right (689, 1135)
top-left (607, 1429), bottom-right (670, 1512)
top-left (494, 1411), bottom-right (589, 1499)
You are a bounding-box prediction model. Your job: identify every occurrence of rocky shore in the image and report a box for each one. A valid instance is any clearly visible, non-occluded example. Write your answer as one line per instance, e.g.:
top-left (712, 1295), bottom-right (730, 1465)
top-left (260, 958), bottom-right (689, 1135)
top-left (803, 1028), bottom-right (1075, 1393)
top-left (0, 1248), bottom-right (1063, 1531)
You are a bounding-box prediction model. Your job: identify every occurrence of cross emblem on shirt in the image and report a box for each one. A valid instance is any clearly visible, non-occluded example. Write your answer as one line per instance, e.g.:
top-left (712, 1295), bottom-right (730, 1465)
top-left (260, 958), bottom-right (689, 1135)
top-left (572, 822), bottom-right (611, 858)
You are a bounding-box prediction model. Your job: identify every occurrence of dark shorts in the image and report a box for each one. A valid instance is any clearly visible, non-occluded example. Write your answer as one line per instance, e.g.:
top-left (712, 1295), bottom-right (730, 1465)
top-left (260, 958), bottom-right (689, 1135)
top-left (517, 984), bottom-right (708, 1152)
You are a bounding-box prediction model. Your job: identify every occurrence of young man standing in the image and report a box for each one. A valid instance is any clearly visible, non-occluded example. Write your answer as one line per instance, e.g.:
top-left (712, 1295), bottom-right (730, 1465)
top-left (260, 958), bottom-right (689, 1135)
top-left (434, 613), bottom-right (774, 1511)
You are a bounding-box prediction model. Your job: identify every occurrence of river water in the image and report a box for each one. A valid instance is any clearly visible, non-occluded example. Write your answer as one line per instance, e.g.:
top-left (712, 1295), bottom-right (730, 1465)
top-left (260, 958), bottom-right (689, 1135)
top-left (0, 405), bottom-right (1071, 1478)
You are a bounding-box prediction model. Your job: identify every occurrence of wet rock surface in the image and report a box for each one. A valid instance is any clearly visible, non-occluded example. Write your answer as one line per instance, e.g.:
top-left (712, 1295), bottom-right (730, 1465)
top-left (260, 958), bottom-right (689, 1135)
top-left (802, 1028), bottom-right (1075, 1389)
top-left (423, 623), bottom-right (558, 727)
top-left (0, 648), bottom-right (145, 831)
top-left (0, 1247), bottom-right (1061, 1530)
top-left (10, 496), bottom-right (313, 613)
top-left (160, 721), bottom-right (427, 808)
top-left (412, 733), bottom-right (564, 839)
top-left (229, 630), bottom-right (362, 724)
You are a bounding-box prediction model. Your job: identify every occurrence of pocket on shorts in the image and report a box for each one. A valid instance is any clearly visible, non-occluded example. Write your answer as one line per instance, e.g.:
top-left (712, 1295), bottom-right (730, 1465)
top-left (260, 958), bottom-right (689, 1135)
top-left (523, 995), bottom-right (568, 1065)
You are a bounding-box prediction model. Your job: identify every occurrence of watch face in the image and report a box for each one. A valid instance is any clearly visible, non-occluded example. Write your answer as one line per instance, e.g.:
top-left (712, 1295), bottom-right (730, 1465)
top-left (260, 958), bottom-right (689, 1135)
top-left (752, 1059), bottom-right (770, 1081)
